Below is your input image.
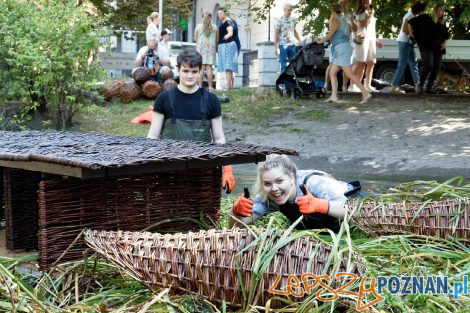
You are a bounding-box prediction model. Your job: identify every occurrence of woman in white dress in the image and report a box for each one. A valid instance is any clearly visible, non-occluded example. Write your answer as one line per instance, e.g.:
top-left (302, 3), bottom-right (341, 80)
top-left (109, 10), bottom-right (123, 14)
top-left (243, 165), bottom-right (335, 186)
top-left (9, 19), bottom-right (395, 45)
top-left (350, 0), bottom-right (383, 92)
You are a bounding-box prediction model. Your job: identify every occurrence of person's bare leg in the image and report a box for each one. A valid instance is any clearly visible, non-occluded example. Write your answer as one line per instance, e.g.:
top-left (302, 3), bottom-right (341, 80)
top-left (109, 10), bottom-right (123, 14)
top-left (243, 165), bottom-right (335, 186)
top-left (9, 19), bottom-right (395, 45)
top-left (324, 63), bottom-right (331, 90)
top-left (226, 70), bottom-right (233, 90)
top-left (198, 65), bottom-right (206, 87)
top-left (207, 65), bottom-right (214, 91)
top-left (327, 64), bottom-right (340, 101)
top-left (351, 62), bottom-right (365, 90)
top-left (342, 66), bottom-right (371, 103)
top-left (342, 70), bottom-right (349, 91)
top-left (364, 61), bottom-right (375, 90)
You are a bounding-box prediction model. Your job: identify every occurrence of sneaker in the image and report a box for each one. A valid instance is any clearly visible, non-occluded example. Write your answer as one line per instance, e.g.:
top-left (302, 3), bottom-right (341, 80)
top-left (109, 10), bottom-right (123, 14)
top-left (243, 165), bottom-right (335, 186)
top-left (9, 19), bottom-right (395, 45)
top-left (390, 86), bottom-right (404, 94)
top-left (348, 85), bottom-right (361, 93)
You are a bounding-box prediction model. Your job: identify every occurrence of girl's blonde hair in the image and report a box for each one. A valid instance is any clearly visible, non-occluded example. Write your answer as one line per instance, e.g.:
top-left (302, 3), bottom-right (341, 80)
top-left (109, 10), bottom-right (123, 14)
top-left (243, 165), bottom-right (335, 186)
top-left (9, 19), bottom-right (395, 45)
top-left (253, 155), bottom-right (297, 202)
top-left (432, 4), bottom-right (445, 24)
top-left (202, 14), bottom-right (214, 37)
top-left (147, 12), bottom-right (159, 25)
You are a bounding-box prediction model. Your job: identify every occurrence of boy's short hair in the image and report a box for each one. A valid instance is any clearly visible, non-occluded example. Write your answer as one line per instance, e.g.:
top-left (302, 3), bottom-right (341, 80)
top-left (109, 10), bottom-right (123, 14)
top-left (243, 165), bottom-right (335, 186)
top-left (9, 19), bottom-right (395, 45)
top-left (177, 49), bottom-right (202, 69)
top-left (411, 1), bottom-right (426, 15)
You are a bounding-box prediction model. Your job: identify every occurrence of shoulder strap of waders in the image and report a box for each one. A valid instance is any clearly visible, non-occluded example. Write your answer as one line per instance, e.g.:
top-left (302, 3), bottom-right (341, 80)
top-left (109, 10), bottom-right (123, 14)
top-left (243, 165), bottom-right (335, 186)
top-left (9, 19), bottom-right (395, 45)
top-left (200, 87), bottom-right (209, 126)
top-left (168, 87), bottom-right (177, 124)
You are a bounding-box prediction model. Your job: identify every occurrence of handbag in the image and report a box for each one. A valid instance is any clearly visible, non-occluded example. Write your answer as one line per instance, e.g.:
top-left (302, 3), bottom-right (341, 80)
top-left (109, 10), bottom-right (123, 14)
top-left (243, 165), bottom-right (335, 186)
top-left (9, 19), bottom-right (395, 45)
top-left (353, 33), bottom-right (365, 44)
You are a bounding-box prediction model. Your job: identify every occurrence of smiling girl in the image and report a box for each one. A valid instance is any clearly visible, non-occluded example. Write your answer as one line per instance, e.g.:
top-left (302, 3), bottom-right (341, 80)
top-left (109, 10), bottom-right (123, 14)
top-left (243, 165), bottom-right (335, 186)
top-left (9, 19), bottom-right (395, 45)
top-left (230, 155), bottom-right (360, 231)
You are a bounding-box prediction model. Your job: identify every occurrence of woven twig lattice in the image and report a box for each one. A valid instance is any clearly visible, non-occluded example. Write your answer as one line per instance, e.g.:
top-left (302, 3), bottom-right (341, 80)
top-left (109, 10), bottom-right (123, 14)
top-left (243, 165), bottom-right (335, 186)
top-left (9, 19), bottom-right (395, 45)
top-left (4, 168), bottom-right (40, 250)
top-left (0, 130), bottom-right (297, 170)
top-left (84, 228), bottom-right (363, 308)
top-left (349, 198), bottom-right (470, 241)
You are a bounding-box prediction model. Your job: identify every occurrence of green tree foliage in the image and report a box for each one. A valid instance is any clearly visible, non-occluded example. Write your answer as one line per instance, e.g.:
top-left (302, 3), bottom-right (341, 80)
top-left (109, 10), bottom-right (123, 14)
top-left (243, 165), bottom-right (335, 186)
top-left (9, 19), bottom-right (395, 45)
top-left (0, 0), bottom-right (104, 130)
top-left (83, 0), bottom-right (192, 32)
top-left (250, 0), bottom-right (470, 40)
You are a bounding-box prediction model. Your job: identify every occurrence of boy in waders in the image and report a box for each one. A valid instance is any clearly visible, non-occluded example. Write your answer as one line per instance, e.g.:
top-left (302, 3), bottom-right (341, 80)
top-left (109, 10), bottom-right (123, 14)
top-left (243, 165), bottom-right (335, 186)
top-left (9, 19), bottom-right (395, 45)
top-left (147, 49), bottom-right (235, 193)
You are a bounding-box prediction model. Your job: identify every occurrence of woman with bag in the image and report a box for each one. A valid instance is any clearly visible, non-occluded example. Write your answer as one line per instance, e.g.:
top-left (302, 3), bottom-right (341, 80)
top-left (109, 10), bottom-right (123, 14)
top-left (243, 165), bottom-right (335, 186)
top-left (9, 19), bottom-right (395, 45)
top-left (349, 0), bottom-right (383, 93)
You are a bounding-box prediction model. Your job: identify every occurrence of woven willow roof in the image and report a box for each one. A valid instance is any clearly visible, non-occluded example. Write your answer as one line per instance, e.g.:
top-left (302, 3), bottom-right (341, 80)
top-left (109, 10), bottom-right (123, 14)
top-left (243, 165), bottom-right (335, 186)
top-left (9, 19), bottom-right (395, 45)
top-left (0, 131), bottom-right (297, 175)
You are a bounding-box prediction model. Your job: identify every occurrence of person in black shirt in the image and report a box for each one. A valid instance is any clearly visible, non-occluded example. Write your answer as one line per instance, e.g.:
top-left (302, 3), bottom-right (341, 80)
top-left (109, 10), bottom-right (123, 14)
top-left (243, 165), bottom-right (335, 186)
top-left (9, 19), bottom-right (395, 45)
top-left (408, 1), bottom-right (441, 95)
top-left (430, 4), bottom-right (450, 91)
top-left (217, 8), bottom-right (238, 91)
top-left (147, 49), bottom-right (236, 193)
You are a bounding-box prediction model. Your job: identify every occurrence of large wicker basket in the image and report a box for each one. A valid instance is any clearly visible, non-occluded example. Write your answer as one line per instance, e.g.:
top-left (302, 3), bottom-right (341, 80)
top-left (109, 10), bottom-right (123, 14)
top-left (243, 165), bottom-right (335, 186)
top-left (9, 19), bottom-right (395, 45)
top-left (85, 228), bottom-right (364, 309)
top-left (349, 198), bottom-right (470, 242)
top-left (132, 67), bottom-right (151, 85)
top-left (119, 81), bottom-right (142, 103)
top-left (142, 81), bottom-right (162, 99)
top-left (101, 80), bottom-right (124, 102)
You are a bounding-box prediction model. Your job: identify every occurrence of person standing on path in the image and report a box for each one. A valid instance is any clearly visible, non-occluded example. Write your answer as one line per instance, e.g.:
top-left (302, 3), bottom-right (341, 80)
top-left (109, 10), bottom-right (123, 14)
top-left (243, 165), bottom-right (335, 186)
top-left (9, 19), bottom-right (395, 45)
top-left (194, 10), bottom-right (218, 91)
top-left (217, 7), bottom-right (238, 91)
top-left (317, 1), bottom-right (371, 103)
top-left (390, 9), bottom-right (420, 93)
top-left (274, 3), bottom-right (301, 74)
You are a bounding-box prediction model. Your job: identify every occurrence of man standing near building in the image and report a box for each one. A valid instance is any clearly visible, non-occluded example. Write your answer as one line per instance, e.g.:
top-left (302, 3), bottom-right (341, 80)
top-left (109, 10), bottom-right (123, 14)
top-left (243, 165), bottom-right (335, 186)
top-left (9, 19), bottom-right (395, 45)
top-left (274, 3), bottom-right (301, 73)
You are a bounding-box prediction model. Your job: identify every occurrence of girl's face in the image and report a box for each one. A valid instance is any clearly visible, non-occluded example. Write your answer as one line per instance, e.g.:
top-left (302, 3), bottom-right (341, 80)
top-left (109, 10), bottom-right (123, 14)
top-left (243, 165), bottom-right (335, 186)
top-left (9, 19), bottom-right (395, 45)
top-left (261, 167), bottom-right (295, 205)
top-left (437, 7), bottom-right (444, 18)
top-left (153, 16), bottom-right (160, 25)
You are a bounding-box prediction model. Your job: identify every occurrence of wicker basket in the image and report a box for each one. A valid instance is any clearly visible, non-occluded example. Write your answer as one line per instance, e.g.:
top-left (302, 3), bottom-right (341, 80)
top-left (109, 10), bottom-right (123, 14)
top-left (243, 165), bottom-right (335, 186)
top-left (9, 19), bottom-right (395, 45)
top-left (119, 81), bottom-right (142, 103)
top-left (132, 67), bottom-right (151, 85)
top-left (101, 80), bottom-right (124, 102)
top-left (162, 79), bottom-right (177, 91)
top-left (349, 198), bottom-right (470, 241)
top-left (142, 81), bottom-right (162, 99)
top-left (85, 228), bottom-right (364, 309)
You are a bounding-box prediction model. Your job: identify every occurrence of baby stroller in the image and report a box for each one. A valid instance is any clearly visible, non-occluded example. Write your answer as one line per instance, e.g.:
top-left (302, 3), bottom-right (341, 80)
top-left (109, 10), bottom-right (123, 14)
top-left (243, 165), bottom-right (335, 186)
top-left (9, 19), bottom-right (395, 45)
top-left (276, 41), bottom-right (327, 99)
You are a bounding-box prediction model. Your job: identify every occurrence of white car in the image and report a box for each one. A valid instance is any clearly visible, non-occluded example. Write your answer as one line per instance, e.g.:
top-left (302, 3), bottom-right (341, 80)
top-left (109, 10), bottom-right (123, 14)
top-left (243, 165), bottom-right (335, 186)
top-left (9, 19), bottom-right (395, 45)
top-left (169, 41), bottom-right (197, 75)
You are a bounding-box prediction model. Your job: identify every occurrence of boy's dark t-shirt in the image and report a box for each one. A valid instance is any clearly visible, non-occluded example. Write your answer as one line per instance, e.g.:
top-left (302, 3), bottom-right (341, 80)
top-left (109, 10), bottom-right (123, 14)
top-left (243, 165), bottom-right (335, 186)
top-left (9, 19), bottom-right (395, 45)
top-left (408, 14), bottom-right (435, 49)
top-left (153, 87), bottom-right (221, 120)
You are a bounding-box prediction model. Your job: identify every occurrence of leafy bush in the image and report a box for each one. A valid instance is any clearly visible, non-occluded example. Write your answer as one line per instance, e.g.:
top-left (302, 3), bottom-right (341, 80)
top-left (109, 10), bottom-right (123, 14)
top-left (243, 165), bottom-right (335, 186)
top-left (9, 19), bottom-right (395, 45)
top-left (0, 0), bottom-right (105, 129)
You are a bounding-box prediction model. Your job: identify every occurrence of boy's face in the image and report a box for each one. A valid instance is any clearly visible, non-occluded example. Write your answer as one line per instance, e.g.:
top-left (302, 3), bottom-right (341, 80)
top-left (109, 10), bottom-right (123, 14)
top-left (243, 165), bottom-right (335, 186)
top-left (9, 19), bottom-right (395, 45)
top-left (179, 63), bottom-right (201, 88)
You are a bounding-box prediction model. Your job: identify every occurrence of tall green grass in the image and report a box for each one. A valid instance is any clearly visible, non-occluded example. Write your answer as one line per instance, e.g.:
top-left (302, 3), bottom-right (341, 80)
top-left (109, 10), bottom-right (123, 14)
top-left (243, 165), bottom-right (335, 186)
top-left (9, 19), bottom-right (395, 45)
top-left (0, 179), bottom-right (468, 312)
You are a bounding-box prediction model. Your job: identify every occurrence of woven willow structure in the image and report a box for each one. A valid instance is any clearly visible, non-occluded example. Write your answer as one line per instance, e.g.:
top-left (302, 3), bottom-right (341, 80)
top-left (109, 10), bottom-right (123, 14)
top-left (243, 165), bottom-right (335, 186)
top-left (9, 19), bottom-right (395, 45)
top-left (85, 228), bottom-right (364, 309)
top-left (102, 80), bottom-right (124, 102)
top-left (0, 167), bottom-right (3, 222)
top-left (132, 67), bottom-right (151, 85)
top-left (0, 130), bottom-right (297, 268)
top-left (4, 168), bottom-right (41, 250)
top-left (349, 198), bottom-right (470, 242)
top-left (119, 81), bottom-right (142, 103)
top-left (142, 80), bottom-right (162, 99)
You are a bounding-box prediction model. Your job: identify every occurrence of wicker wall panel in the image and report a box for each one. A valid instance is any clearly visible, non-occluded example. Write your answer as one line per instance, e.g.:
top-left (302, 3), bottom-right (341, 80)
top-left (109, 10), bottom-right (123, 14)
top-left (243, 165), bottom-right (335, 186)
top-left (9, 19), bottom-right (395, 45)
top-left (3, 168), bottom-right (41, 250)
top-left (0, 167), bottom-right (4, 222)
top-left (349, 198), bottom-right (470, 241)
top-left (85, 228), bottom-right (364, 309)
top-left (38, 168), bottom-right (221, 268)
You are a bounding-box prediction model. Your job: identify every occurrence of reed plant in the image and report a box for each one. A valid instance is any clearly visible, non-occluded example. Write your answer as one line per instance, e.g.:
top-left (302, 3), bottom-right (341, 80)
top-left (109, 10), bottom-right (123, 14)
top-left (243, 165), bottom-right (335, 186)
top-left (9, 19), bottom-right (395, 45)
top-left (0, 179), bottom-right (468, 312)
